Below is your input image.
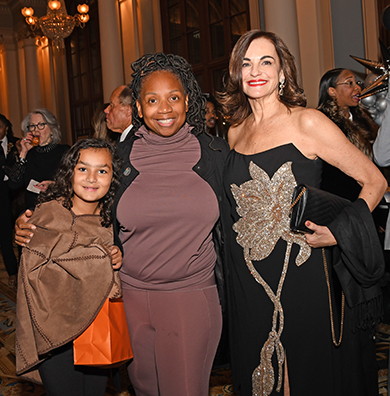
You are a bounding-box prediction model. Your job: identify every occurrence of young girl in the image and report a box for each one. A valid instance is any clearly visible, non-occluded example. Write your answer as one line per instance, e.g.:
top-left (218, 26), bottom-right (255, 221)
top-left (15, 138), bottom-right (123, 396)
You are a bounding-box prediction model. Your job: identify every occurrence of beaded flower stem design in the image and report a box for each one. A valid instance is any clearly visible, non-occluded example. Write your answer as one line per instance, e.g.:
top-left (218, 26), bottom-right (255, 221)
top-left (231, 161), bottom-right (312, 396)
top-left (246, 244), bottom-right (291, 395)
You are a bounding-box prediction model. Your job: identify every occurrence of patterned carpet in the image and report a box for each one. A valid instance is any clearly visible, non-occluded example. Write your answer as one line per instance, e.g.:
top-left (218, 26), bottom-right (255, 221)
top-left (0, 248), bottom-right (237, 396)
top-left (0, 247), bottom-right (388, 395)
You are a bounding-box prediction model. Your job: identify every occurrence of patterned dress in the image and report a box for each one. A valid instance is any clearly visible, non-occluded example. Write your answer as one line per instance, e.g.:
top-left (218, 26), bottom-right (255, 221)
top-left (224, 144), bottom-right (351, 396)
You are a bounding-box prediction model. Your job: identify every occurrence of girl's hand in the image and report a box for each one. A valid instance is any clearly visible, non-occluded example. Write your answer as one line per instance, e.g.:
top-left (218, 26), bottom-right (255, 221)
top-left (304, 221), bottom-right (337, 248)
top-left (35, 180), bottom-right (53, 192)
top-left (110, 246), bottom-right (122, 270)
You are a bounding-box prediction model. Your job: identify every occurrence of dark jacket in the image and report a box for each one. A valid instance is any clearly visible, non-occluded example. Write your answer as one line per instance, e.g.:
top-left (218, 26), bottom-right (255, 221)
top-left (8, 143), bottom-right (69, 210)
top-left (113, 127), bottom-right (229, 309)
top-left (0, 135), bottom-right (19, 183)
top-left (328, 198), bottom-right (385, 329)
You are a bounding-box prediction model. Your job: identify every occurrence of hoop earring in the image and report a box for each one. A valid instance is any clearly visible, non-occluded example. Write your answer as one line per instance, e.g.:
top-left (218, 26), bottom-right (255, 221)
top-left (279, 80), bottom-right (285, 96)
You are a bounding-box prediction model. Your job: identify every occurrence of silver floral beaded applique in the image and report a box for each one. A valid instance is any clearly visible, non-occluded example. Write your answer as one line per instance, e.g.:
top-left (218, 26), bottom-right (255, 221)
top-left (230, 161), bottom-right (311, 396)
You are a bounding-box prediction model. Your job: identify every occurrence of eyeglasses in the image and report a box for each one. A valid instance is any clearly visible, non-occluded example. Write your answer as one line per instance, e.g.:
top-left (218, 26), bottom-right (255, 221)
top-left (335, 80), bottom-right (362, 88)
top-left (27, 122), bottom-right (47, 132)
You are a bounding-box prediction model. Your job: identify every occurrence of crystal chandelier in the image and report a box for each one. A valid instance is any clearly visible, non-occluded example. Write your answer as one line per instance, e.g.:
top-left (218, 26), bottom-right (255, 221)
top-left (21, 0), bottom-right (89, 50)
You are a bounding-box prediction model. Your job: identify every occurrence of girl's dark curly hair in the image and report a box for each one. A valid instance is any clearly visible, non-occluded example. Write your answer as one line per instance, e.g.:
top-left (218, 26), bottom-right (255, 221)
top-left (129, 53), bottom-right (206, 136)
top-left (219, 30), bottom-right (306, 127)
top-left (37, 138), bottom-right (122, 227)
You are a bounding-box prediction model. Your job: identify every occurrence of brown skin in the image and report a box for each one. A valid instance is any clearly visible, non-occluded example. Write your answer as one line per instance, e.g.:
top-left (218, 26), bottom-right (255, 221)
top-left (15, 72), bottom-right (189, 266)
top-left (136, 70), bottom-right (188, 137)
top-left (328, 69), bottom-right (361, 118)
top-left (205, 101), bottom-right (217, 130)
top-left (0, 120), bottom-right (7, 140)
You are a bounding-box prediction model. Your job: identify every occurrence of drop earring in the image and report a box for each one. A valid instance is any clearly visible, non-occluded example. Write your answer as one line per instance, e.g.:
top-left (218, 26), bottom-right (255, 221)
top-left (279, 80), bottom-right (285, 96)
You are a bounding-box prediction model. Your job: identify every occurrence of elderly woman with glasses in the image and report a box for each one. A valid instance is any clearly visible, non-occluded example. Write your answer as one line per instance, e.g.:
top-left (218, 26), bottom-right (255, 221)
top-left (318, 68), bottom-right (379, 201)
top-left (9, 108), bottom-right (69, 210)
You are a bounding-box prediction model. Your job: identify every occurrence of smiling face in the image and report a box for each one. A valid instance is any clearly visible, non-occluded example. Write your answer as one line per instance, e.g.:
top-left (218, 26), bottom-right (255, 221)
top-left (71, 148), bottom-right (113, 215)
top-left (329, 69), bottom-right (361, 111)
top-left (241, 37), bottom-right (284, 100)
top-left (29, 113), bottom-right (52, 146)
top-left (136, 70), bottom-right (189, 137)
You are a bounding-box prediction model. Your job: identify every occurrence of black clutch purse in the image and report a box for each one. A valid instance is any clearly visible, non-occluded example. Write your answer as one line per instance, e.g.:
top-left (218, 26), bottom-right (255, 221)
top-left (290, 184), bottom-right (350, 233)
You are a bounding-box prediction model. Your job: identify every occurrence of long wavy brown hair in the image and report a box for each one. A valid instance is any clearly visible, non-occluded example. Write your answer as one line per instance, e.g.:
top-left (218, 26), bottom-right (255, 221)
top-left (219, 30), bottom-right (306, 127)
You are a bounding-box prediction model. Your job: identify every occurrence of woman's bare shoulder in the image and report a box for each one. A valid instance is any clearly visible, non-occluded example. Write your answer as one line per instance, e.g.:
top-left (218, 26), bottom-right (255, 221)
top-left (291, 107), bottom-right (339, 138)
top-left (292, 107), bottom-right (328, 124)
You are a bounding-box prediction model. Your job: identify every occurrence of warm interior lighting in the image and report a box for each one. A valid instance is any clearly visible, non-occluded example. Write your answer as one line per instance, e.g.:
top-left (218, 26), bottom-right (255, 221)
top-left (27, 16), bottom-right (37, 25)
top-left (78, 14), bottom-right (89, 23)
top-left (77, 4), bottom-right (89, 14)
top-left (21, 7), bottom-right (34, 17)
top-left (48, 1), bottom-right (61, 11)
top-left (20, 0), bottom-right (89, 50)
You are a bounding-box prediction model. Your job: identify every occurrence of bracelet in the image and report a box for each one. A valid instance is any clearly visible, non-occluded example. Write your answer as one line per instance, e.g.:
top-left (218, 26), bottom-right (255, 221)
top-left (19, 157), bottom-right (27, 164)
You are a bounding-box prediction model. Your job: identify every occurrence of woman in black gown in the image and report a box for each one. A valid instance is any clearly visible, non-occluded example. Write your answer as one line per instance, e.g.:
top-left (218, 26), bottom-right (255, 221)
top-left (219, 30), bottom-right (386, 396)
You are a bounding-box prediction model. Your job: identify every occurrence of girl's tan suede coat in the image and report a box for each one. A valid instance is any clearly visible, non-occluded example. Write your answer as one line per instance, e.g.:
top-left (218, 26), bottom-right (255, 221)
top-left (15, 200), bottom-right (121, 383)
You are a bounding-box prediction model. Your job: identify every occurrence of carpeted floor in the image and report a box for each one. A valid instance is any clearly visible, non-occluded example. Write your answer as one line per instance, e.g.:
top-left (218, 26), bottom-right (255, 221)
top-left (0, 247), bottom-right (237, 396)
top-left (0, 246), bottom-right (388, 396)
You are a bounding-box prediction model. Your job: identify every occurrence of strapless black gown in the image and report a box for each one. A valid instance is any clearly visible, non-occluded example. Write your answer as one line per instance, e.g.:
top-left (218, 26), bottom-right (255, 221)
top-left (223, 144), bottom-right (378, 396)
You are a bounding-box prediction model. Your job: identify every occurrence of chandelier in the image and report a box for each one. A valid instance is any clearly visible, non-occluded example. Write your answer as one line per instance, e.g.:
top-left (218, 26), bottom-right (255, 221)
top-left (21, 0), bottom-right (89, 50)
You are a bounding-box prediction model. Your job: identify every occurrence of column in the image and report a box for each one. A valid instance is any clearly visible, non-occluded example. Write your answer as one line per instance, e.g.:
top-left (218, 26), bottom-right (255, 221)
top-left (23, 37), bottom-right (42, 110)
top-left (98, 0), bottom-right (124, 101)
top-left (1, 33), bottom-right (23, 136)
top-left (262, 0), bottom-right (302, 74)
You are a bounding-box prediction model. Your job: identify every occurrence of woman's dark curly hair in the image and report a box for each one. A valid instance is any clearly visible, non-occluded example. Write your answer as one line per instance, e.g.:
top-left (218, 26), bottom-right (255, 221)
top-left (37, 138), bottom-right (122, 227)
top-left (219, 30), bottom-right (306, 127)
top-left (129, 53), bottom-right (207, 136)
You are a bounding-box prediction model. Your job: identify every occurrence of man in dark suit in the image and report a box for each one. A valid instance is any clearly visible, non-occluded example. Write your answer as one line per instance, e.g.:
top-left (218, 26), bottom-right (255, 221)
top-left (0, 114), bottom-right (20, 288)
top-left (104, 85), bottom-right (133, 143)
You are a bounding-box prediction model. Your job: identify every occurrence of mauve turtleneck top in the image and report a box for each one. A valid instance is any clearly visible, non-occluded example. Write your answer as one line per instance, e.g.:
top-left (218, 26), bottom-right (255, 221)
top-left (117, 123), bottom-right (219, 290)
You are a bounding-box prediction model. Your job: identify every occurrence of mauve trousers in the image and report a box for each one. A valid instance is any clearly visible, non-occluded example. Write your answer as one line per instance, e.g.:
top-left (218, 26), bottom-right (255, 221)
top-left (122, 282), bottom-right (222, 396)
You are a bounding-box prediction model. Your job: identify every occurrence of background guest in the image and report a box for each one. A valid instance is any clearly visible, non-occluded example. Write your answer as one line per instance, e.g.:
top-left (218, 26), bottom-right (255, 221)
top-left (92, 102), bottom-right (117, 142)
top-left (8, 108), bottom-right (69, 210)
top-left (104, 85), bottom-right (133, 143)
top-left (318, 68), bottom-right (379, 200)
top-left (205, 94), bottom-right (219, 134)
top-left (0, 114), bottom-right (20, 288)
